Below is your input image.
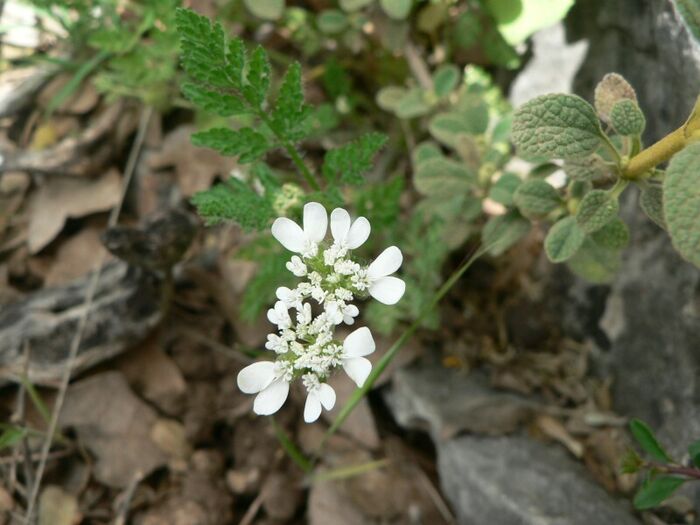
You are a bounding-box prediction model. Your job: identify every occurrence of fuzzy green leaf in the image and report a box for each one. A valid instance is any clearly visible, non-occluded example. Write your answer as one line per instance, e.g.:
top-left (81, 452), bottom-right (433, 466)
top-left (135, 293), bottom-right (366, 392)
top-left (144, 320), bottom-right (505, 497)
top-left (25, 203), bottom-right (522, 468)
top-left (566, 237), bottom-right (621, 282)
top-left (244, 0), bottom-right (284, 20)
top-left (429, 112), bottom-right (486, 148)
top-left (339, 0), bottom-right (373, 12)
top-left (395, 88), bottom-right (432, 119)
top-left (630, 418), bottom-right (673, 463)
top-left (243, 46), bottom-right (271, 108)
top-left (270, 62), bottom-right (309, 140)
top-left (634, 476), bottom-right (686, 510)
top-left (322, 132), bottom-right (388, 185)
top-left (512, 94), bottom-right (604, 159)
top-left (610, 99), bottom-right (646, 136)
top-left (380, 0), bottom-right (412, 19)
top-left (433, 64), bottom-right (461, 97)
top-left (640, 183), bottom-right (666, 229)
top-left (488, 173), bottom-right (522, 206)
top-left (413, 157), bottom-right (476, 197)
top-left (412, 141), bottom-right (443, 167)
top-left (192, 127), bottom-right (268, 163)
top-left (513, 179), bottom-right (561, 218)
top-left (564, 156), bottom-right (608, 181)
top-left (576, 189), bottom-right (619, 234)
top-left (191, 177), bottom-right (274, 230)
top-left (317, 9), bottom-right (349, 33)
top-left (482, 210), bottom-right (531, 256)
top-left (674, 0), bottom-right (700, 43)
top-left (594, 73), bottom-right (637, 123)
top-left (545, 216), bottom-right (585, 263)
top-left (181, 83), bottom-right (247, 116)
top-left (591, 218), bottom-right (630, 249)
top-left (664, 143), bottom-right (700, 267)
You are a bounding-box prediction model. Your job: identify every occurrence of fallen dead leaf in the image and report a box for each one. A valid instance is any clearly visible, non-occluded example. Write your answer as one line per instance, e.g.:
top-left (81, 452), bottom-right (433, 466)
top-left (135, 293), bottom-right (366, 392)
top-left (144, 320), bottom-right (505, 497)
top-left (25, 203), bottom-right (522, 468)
top-left (42, 226), bottom-right (111, 286)
top-left (38, 485), bottom-right (80, 525)
top-left (534, 413), bottom-right (584, 458)
top-left (28, 169), bottom-right (121, 253)
top-left (308, 480), bottom-right (367, 525)
top-left (151, 418), bottom-right (191, 462)
top-left (261, 471), bottom-right (304, 520)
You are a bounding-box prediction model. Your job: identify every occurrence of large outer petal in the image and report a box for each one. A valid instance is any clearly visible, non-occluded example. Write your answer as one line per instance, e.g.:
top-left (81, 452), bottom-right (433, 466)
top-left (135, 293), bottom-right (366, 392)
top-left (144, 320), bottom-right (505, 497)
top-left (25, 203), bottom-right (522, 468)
top-left (346, 217), bottom-right (371, 249)
top-left (343, 326), bottom-right (376, 358)
top-left (271, 218), bottom-right (306, 253)
top-left (367, 246), bottom-right (403, 279)
top-left (304, 391), bottom-right (322, 423)
top-left (342, 357), bottom-right (372, 387)
top-left (303, 202), bottom-right (328, 243)
top-left (253, 379), bottom-right (290, 415)
top-left (237, 361), bottom-right (276, 394)
top-left (369, 276), bottom-right (406, 305)
top-left (318, 383), bottom-right (336, 410)
top-left (330, 208), bottom-right (351, 244)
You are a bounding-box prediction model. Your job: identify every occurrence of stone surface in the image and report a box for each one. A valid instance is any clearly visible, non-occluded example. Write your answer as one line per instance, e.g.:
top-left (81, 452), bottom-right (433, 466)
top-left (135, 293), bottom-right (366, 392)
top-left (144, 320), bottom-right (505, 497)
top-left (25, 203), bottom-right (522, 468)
top-left (438, 435), bottom-right (641, 525)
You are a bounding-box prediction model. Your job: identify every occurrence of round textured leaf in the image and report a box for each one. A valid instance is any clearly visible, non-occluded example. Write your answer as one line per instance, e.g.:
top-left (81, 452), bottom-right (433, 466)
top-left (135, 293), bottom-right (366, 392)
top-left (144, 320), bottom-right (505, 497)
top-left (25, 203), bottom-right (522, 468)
top-left (591, 218), bottom-right (630, 249)
top-left (380, 0), bottom-right (412, 19)
top-left (567, 237), bottom-right (622, 283)
top-left (513, 179), bottom-right (561, 218)
top-left (395, 87), bottom-right (432, 119)
top-left (244, 0), bottom-right (284, 20)
top-left (663, 142), bottom-right (700, 267)
top-left (433, 64), bottom-right (461, 97)
top-left (564, 156), bottom-right (608, 181)
top-left (429, 111), bottom-right (486, 148)
top-left (340, 0), bottom-right (373, 12)
top-left (575, 189), bottom-right (619, 234)
top-left (482, 211), bottom-right (531, 257)
top-left (488, 173), bottom-right (522, 206)
top-left (512, 93), bottom-right (604, 160)
top-left (544, 216), bottom-right (585, 263)
top-left (317, 10), bottom-right (349, 33)
top-left (413, 157), bottom-right (475, 197)
top-left (376, 86), bottom-right (407, 112)
top-left (610, 99), bottom-right (646, 136)
top-left (640, 184), bottom-right (666, 229)
top-left (412, 141), bottom-right (442, 167)
top-left (594, 73), bottom-right (637, 123)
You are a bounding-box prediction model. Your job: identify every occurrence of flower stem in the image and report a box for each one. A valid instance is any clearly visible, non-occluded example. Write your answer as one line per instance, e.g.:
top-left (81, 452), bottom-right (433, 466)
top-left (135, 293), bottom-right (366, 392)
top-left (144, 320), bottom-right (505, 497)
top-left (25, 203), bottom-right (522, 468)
top-left (320, 245), bottom-right (488, 448)
top-left (623, 126), bottom-right (687, 179)
top-left (271, 416), bottom-right (312, 472)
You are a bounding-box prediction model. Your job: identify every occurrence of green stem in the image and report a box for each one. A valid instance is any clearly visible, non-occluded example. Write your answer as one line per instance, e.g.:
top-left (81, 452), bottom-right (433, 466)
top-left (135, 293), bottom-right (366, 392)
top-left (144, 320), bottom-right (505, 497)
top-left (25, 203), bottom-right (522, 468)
top-left (321, 245), bottom-right (488, 447)
top-left (271, 417), bottom-right (312, 472)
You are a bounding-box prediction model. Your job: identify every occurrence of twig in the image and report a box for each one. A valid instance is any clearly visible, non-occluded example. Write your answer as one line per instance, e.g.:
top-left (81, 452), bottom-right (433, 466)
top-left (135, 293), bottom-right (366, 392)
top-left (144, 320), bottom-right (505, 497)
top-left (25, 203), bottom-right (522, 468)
top-left (238, 490), bottom-right (265, 525)
top-left (113, 471), bottom-right (143, 525)
top-left (404, 40), bottom-right (433, 91)
top-left (23, 106), bottom-right (153, 524)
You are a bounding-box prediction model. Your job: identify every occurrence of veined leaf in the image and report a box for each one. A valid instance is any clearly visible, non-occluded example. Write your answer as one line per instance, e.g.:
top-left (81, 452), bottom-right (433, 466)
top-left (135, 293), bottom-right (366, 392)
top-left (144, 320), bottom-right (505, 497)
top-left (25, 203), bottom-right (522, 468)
top-left (192, 127), bottom-right (268, 163)
top-left (633, 476), bottom-right (686, 510)
top-left (544, 216), bottom-right (584, 263)
top-left (322, 132), bottom-right (388, 185)
top-left (630, 418), bottom-right (673, 463)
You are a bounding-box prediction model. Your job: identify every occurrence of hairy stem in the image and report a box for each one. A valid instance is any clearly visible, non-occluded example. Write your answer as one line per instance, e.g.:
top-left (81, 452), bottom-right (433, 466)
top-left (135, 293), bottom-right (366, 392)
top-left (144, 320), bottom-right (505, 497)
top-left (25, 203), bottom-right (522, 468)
top-left (659, 464), bottom-right (700, 480)
top-left (623, 126), bottom-right (686, 179)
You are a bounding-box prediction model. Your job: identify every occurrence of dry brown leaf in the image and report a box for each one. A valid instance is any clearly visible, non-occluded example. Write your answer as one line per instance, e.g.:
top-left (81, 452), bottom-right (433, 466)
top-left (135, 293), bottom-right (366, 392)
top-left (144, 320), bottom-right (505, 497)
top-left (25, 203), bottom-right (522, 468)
top-left (42, 227), bottom-right (111, 286)
top-left (28, 169), bottom-right (121, 253)
top-left (534, 414), bottom-right (584, 458)
top-left (38, 486), bottom-right (80, 525)
top-left (37, 73), bottom-right (99, 115)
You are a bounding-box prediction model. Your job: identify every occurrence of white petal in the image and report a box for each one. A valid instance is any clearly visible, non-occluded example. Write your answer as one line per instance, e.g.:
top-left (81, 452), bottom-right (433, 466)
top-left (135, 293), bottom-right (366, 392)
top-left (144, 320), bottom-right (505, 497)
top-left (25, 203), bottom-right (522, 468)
top-left (237, 361), bottom-right (276, 394)
top-left (343, 326), bottom-right (376, 358)
top-left (330, 208), bottom-right (351, 244)
top-left (318, 383), bottom-right (336, 410)
top-left (276, 286), bottom-right (293, 302)
top-left (342, 357), bottom-right (372, 387)
top-left (304, 391), bottom-right (322, 423)
top-left (303, 202), bottom-right (328, 243)
top-left (369, 276), bottom-right (406, 305)
top-left (272, 218), bottom-right (306, 253)
top-left (346, 217), bottom-right (371, 250)
top-left (367, 246), bottom-right (403, 279)
top-left (253, 379), bottom-right (289, 415)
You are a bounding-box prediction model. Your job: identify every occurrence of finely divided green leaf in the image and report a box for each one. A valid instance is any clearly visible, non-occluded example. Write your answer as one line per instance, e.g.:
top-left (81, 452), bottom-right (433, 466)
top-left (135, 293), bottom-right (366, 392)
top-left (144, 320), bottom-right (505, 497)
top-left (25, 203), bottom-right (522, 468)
top-left (176, 8), bottom-right (231, 88)
top-left (633, 476), bottom-right (686, 510)
top-left (192, 127), bottom-right (268, 163)
top-left (243, 46), bottom-right (271, 108)
top-left (512, 94), bottom-right (604, 159)
top-left (322, 132), bottom-right (388, 185)
top-left (576, 189), bottom-right (619, 234)
top-left (271, 62), bottom-right (309, 140)
top-left (630, 418), bottom-right (673, 463)
top-left (181, 83), bottom-right (247, 116)
top-left (191, 177), bottom-right (274, 230)
top-left (513, 179), bottom-right (561, 218)
top-left (482, 210), bottom-right (531, 257)
top-left (544, 216), bottom-right (585, 263)
top-left (610, 99), bottom-right (646, 136)
top-left (663, 142), bottom-right (700, 267)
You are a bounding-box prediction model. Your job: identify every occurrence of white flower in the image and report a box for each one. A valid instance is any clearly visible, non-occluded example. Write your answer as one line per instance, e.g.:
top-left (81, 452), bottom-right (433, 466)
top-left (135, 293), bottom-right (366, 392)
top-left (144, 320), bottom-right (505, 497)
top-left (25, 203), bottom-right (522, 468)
top-left (366, 246), bottom-right (406, 305)
top-left (272, 202), bottom-right (328, 258)
top-left (296, 302), bottom-right (313, 326)
top-left (330, 208), bottom-right (371, 250)
top-left (265, 333), bottom-right (288, 354)
top-left (302, 374), bottom-right (337, 423)
top-left (237, 361), bottom-right (291, 416)
top-left (342, 304), bottom-right (359, 325)
top-left (286, 256), bottom-right (307, 277)
top-left (340, 326), bottom-right (376, 387)
top-left (267, 301), bottom-right (292, 330)
top-left (276, 286), bottom-right (303, 309)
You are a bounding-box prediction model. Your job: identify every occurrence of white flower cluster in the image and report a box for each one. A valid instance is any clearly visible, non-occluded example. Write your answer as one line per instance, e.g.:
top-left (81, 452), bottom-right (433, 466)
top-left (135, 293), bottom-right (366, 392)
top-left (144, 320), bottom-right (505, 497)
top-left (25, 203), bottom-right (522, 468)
top-left (237, 202), bottom-right (405, 423)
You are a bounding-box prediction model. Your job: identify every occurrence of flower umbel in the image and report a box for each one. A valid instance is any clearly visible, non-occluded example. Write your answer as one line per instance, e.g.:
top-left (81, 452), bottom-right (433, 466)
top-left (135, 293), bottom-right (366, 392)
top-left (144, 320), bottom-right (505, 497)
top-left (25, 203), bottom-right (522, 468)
top-left (236, 202), bottom-right (406, 422)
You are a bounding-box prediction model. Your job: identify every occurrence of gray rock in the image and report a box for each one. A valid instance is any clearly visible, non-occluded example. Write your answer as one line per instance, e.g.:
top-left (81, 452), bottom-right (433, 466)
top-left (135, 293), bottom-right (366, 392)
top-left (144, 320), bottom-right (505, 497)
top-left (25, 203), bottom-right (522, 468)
top-left (438, 435), bottom-right (641, 525)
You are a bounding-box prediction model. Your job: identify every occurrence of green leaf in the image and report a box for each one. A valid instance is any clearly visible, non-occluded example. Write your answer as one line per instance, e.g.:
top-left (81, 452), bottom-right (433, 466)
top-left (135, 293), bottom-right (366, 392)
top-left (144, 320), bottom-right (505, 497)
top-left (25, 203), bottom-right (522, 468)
top-left (317, 9), bottom-right (349, 33)
top-left (594, 73), bottom-right (637, 123)
top-left (412, 141), bottom-right (443, 167)
top-left (176, 8), bottom-right (231, 89)
top-left (192, 127), bottom-right (269, 163)
top-left (270, 62), bottom-right (309, 140)
top-left (673, 0), bottom-right (700, 43)
top-left (322, 132), bottom-right (388, 185)
top-left (564, 156), bottom-right (608, 181)
top-left (689, 439), bottom-right (700, 466)
top-left (486, 0), bottom-right (574, 45)
top-left (0, 425), bottom-right (27, 450)
top-left (567, 237), bottom-right (621, 283)
top-left (591, 218), bottom-right (630, 249)
top-left (376, 86), bottom-right (408, 112)
top-left (482, 210), bottom-right (531, 256)
top-left (433, 64), bottom-right (461, 97)
top-left (576, 189), bottom-right (619, 234)
top-left (544, 216), bottom-right (585, 263)
top-left (380, 0), bottom-right (412, 20)
top-left (244, 0), bottom-right (285, 20)
top-left (640, 183), bottom-right (666, 229)
top-left (243, 46), bottom-right (271, 108)
top-left (620, 449), bottom-right (644, 474)
top-left (610, 99), bottom-right (646, 136)
top-left (395, 87), bottom-right (432, 119)
top-left (663, 143), bottom-right (700, 267)
top-left (488, 173), bottom-right (522, 206)
top-left (191, 177), bottom-right (274, 230)
top-left (630, 419), bottom-right (673, 463)
top-left (339, 0), bottom-right (373, 12)
top-left (513, 179), bottom-right (561, 219)
top-left (633, 476), bottom-right (686, 510)
top-left (413, 157), bottom-right (476, 197)
top-left (181, 83), bottom-right (247, 116)
top-left (512, 94), bottom-right (604, 160)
